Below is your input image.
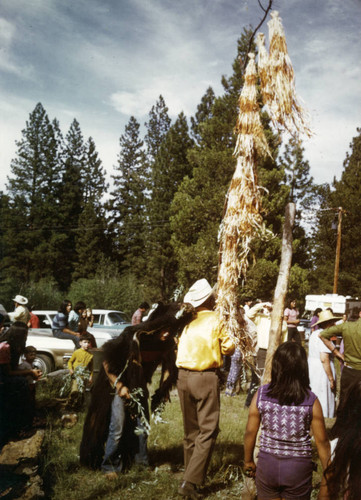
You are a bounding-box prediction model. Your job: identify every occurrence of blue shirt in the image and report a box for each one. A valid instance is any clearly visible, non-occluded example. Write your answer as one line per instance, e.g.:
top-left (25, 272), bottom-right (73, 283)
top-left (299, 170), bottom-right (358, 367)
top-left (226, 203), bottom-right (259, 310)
top-left (52, 312), bottom-right (68, 332)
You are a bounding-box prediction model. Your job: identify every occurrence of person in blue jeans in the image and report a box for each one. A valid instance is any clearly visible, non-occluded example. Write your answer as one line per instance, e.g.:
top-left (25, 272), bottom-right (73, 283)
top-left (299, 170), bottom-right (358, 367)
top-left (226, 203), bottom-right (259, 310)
top-left (101, 393), bottom-right (126, 474)
top-left (101, 360), bottom-right (149, 477)
top-left (52, 300), bottom-right (80, 348)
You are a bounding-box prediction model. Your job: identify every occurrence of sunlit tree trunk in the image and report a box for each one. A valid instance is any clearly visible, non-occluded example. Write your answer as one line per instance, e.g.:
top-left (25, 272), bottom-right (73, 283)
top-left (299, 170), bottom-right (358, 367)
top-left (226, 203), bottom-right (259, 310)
top-left (263, 202), bottom-right (295, 383)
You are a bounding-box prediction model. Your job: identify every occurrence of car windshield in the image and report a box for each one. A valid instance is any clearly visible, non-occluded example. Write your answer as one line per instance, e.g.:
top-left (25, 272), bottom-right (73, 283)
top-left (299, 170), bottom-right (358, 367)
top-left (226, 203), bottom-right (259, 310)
top-left (108, 312), bottom-right (128, 324)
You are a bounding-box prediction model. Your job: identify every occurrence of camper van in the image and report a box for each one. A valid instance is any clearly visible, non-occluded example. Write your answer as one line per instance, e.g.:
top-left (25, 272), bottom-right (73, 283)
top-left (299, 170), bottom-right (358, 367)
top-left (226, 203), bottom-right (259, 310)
top-left (304, 294), bottom-right (361, 320)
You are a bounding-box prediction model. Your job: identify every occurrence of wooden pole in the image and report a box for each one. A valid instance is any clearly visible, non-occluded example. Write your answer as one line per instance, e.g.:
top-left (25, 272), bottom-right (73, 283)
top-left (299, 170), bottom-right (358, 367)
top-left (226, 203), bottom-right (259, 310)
top-left (333, 207), bottom-right (342, 294)
top-left (263, 202), bottom-right (296, 383)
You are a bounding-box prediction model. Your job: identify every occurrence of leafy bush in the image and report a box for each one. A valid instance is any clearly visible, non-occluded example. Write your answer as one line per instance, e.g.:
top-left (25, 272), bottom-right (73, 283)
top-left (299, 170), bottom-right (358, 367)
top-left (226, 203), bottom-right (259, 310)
top-left (68, 260), bottom-right (151, 316)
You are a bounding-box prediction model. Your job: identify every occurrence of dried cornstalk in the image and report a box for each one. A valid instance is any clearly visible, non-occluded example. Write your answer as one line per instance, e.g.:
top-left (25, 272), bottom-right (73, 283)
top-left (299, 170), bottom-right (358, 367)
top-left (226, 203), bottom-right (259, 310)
top-left (256, 33), bottom-right (273, 111)
top-left (264, 11), bottom-right (312, 137)
top-left (216, 53), bottom-right (269, 354)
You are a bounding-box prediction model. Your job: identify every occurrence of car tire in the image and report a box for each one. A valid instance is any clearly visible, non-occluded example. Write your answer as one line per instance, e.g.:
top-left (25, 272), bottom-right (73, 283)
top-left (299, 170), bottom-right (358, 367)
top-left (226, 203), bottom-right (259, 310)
top-left (33, 353), bottom-right (55, 376)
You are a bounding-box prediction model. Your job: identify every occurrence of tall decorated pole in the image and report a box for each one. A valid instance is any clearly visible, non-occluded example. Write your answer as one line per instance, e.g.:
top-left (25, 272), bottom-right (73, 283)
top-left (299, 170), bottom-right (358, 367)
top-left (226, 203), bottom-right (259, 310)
top-left (216, 10), bottom-right (312, 359)
top-left (216, 53), bottom-right (270, 353)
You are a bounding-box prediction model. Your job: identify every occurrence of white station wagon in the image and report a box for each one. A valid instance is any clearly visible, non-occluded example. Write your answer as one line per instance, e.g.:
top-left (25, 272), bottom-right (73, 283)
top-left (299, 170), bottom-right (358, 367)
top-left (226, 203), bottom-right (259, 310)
top-left (26, 309), bottom-right (130, 375)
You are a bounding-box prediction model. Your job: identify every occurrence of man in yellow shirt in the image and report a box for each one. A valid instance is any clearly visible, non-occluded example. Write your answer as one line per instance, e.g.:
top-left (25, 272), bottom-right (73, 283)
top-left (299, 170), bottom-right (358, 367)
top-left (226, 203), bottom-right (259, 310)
top-left (176, 279), bottom-right (235, 498)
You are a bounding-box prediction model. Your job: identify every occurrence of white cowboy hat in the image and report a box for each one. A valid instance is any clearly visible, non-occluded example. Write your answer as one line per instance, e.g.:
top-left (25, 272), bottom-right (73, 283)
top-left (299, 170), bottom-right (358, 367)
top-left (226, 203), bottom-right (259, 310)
top-left (184, 279), bottom-right (214, 308)
top-left (314, 309), bottom-right (338, 326)
top-left (12, 294), bottom-right (28, 305)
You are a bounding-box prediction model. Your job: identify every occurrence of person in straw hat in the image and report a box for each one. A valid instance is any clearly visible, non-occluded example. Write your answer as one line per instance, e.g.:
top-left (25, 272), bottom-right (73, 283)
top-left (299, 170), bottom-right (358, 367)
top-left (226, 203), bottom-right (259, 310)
top-left (8, 295), bottom-right (30, 325)
top-left (320, 307), bottom-right (361, 419)
top-left (176, 278), bottom-right (235, 499)
top-left (308, 309), bottom-right (339, 418)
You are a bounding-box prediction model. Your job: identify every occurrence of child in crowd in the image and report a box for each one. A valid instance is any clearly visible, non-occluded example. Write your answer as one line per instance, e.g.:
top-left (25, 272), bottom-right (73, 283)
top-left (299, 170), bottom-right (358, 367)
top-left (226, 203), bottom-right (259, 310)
top-left (78, 308), bottom-right (97, 348)
top-left (244, 341), bottom-right (330, 500)
top-left (66, 333), bottom-right (93, 410)
top-left (325, 379), bottom-right (361, 499)
top-left (18, 345), bottom-right (38, 391)
top-left (79, 308), bottom-right (94, 331)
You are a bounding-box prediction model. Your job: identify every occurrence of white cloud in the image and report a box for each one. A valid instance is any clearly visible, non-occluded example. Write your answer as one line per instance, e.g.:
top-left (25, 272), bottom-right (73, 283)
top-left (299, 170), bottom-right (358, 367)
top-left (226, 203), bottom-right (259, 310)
top-left (0, 17), bottom-right (14, 43)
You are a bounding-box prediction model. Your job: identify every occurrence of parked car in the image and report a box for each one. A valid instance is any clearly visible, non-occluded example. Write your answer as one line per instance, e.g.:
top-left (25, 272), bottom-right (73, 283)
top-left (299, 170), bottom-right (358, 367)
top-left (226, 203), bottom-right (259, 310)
top-left (0, 306), bottom-right (130, 376)
top-left (32, 309), bottom-right (130, 333)
top-left (26, 327), bottom-right (114, 375)
top-left (27, 309), bottom-right (131, 375)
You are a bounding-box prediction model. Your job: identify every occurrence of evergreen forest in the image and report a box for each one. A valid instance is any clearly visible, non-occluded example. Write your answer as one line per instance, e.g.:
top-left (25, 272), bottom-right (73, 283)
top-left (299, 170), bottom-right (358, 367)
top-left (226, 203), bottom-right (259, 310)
top-left (1, 30), bottom-right (360, 316)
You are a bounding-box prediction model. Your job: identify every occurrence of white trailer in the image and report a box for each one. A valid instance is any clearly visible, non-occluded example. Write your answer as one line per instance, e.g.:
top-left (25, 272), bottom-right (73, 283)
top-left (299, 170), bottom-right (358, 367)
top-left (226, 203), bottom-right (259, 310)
top-left (304, 294), bottom-right (351, 316)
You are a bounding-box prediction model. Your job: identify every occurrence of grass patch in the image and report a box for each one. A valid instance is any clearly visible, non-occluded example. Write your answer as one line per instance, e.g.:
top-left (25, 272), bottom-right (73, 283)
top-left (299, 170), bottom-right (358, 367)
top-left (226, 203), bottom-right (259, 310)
top-left (37, 374), bottom-right (333, 499)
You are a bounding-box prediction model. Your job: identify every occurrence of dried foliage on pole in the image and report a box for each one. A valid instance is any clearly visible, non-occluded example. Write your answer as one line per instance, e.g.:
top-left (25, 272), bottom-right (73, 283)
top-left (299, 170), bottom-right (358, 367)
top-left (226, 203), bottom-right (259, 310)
top-left (216, 53), bottom-right (270, 353)
top-left (259, 11), bottom-right (312, 137)
top-left (256, 32), bottom-right (273, 111)
top-left (216, 9), bottom-right (312, 354)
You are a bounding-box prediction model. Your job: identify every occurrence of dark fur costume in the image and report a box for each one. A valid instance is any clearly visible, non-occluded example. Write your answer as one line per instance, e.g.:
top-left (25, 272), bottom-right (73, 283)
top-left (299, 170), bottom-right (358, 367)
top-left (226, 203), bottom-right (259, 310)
top-left (79, 302), bottom-right (195, 469)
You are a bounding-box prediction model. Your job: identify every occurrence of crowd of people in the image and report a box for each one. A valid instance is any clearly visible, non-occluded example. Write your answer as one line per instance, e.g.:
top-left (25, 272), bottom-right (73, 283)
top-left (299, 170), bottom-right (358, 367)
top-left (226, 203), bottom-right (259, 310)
top-left (0, 295), bottom-right (96, 444)
top-left (1, 288), bottom-right (361, 498)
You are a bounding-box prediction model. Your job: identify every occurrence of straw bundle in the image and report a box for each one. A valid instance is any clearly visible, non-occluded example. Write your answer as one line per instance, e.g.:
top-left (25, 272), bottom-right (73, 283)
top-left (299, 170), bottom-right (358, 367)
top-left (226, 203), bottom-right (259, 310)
top-left (216, 53), bottom-right (269, 352)
top-left (256, 32), bottom-right (273, 112)
top-left (262, 11), bottom-right (312, 137)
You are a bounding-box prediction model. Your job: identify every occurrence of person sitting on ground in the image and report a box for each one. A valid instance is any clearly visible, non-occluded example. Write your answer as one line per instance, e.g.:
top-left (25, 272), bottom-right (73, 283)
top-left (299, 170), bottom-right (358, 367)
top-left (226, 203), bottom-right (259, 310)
top-left (52, 300), bottom-right (80, 348)
top-left (244, 341), bottom-right (330, 500)
top-left (8, 295), bottom-right (30, 325)
top-left (324, 379), bottom-right (361, 499)
top-left (131, 302), bottom-right (150, 325)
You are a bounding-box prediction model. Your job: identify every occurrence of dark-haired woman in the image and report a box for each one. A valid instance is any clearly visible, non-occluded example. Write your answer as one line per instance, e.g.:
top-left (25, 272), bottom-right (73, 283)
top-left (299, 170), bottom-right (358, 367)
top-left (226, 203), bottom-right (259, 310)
top-left (284, 299), bottom-right (301, 343)
top-left (325, 379), bottom-right (361, 499)
top-left (52, 300), bottom-right (80, 348)
top-left (310, 308), bottom-right (322, 332)
top-left (244, 342), bottom-right (330, 500)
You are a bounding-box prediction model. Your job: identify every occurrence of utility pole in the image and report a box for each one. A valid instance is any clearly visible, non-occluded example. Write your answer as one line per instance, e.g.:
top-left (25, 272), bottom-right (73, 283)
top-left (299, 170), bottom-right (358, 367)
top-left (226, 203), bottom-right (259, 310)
top-left (333, 207), bottom-right (343, 294)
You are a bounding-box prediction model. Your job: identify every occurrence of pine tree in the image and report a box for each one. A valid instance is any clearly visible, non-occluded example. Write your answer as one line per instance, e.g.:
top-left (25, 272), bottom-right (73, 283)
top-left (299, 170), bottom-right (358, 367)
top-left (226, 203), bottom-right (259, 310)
top-left (71, 137), bottom-right (109, 280)
top-left (170, 29), bottom-right (311, 301)
top-left (144, 95), bottom-right (171, 162)
top-left (190, 86), bottom-right (215, 145)
top-left (83, 137), bottom-right (108, 207)
top-left (108, 116), bottom-right (147, 272)
top-left (146, 112), bottom-right (194, 298)
top-left (57, 118), bottom-right (86, 289)
top-left (6, 103), bottom-right (64, 283)
top-left (170, 30), bottom-right (256, 288)
top-left (72, 202), bottom-right (108, 280)
top-left (312, 128), bottom-right (361, 295)
top-left (281, 137), bottom-right (314, 210)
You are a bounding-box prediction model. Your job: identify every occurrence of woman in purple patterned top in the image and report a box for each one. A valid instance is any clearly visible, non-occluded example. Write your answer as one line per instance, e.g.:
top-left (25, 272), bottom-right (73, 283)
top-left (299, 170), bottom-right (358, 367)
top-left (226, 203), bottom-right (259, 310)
top-left (244, 342), bottom-right (331, 500)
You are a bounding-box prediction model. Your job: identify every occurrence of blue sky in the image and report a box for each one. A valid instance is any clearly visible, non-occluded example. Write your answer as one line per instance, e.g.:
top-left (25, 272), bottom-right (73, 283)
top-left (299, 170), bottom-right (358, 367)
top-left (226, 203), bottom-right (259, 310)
top-left (1, 0), bottom-right (360, 190)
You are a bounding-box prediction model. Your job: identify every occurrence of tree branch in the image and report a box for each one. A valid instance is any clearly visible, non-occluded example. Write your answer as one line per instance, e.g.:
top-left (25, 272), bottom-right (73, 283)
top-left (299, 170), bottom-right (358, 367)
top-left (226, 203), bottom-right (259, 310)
top-left (243, 0), bottom-right (273, 71)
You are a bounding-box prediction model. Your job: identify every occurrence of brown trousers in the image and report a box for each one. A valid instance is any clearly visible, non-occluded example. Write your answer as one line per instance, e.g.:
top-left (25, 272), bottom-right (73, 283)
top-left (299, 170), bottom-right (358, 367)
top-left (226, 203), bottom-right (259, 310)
top-left (177, 368), bottom-right (220, 485)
